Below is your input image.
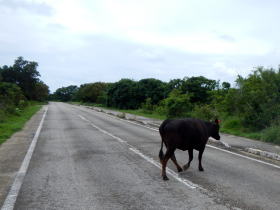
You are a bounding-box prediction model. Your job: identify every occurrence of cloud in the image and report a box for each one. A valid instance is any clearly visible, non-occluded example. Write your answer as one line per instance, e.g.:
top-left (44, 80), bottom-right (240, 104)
top-left (219, 34), bottom-right (236, 42)
top-left (1, 0), bottom-right (280, 92)
top-left (0, 0), bottom-right (53, 16)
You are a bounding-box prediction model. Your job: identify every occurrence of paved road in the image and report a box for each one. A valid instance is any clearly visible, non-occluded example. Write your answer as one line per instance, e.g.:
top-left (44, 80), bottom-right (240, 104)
top-left (5, 102), bottom-right (280, 209)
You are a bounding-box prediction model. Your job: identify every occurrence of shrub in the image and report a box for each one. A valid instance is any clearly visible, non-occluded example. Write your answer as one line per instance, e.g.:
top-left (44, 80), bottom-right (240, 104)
top-left (18, 99), bottom-right (28, 110)
top-left (162, 89), bottom-right (192, 118)
top-left (154, 100), bottom-right (167, 116)
top-left (191, 104), bottom-right (219, 121)
top-left (222, 116), bottom-right (243, 130)
top-left (141, 98), bottom-right (154, 114)
top-left (261, 126), bottom-right (280, 145)
top-left (0, 110), bottom-right (5, 123)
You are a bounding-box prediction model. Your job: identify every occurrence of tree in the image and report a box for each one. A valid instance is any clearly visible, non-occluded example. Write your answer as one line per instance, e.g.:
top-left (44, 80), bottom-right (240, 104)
top-left (222, 82), bottom-right (231, 90)
top-left (233, 67), bottom-right (280, 129)
top-left (180, 76), bottom-right (217, 104)
top-left (33, 81), bottom-right (50, 101)
top-left (161, 89), bottom-right (192, 118)
top-left (52, 85), bottom-right (78, 102)
top-left (74, 82), bottom-right (108, 103)
top-left (0, 57), bottom-right (48, 100)
top-left (137, 78), bottom-right (167, 105)
top-left (0, 82), bottom-right (25, 117)
top-left (166, 79), bottom-right (184, 93)
top-left (107, 79), bottom-right (140, 109)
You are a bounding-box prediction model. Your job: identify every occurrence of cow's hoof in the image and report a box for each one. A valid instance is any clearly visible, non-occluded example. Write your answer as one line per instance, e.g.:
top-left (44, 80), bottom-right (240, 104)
top-left (199, 167), bottom-right (204, 171)
top-left (162, 175), bottom-right (169, 181)
top-left (183, 164), bottom-right (189, 171)
top-left (177, 167), bottom-right (183, 172)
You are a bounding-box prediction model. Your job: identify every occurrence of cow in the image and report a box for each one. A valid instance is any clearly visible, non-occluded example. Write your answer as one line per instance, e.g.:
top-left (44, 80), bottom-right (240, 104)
top-left (159, 118), bottom-right (220, 180)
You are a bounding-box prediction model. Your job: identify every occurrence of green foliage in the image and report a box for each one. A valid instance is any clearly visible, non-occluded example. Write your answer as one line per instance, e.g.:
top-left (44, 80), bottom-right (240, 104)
top-left (137, 78), bottom-right (167, 105)
top-left (33, 81), bottom-right (49, 101)
top-left (261, 125), bottom-right (280, 145)
top-left (96, 91), bottom-right (107, 104)
top-left (166, 79), bottom-right (184, 91)
top-left (180, 76), bottom-right (217, 104)
top-left (105, 78), bottom-right (167, 109)
top-left (215, 88), bottom-right (239, 113)
top-left (141, 98), bottom-right (154, 114)
top-left (107, 79), bottom-right (140, 109)
top-left (0, 57), bottom-right (49, 101)
top-left (161, 89), bottom-right (192, 118)
top-left (0, 103), bottom-right (42, 144)
top-left (0, 82), bottom-right (26, 117)
top-left (191, 104), bottom-right (219, 121)
top-left (74, 82), bottom-right (108, 103)
top-left (222, 82), bottom-right (231, 90)
top-left (232, 67), bottom-right (280, 129)
top-left (51, 85), bottom-right (78, 102)
top-left (221, 116), bottom-right (243, 131)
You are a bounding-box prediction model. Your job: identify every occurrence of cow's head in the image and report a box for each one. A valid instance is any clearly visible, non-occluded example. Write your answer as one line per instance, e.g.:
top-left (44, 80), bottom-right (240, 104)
top-left (211, 119), bottom-right (221, 140)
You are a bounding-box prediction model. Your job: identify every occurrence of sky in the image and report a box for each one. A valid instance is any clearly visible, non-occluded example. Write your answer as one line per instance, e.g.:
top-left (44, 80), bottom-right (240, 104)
top-left (0, 0), bottom-right (280, 92)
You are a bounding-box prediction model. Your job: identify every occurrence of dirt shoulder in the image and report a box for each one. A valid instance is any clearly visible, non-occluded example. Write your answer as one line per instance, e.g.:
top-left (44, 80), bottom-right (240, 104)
top-left (0, 107), bottom-right (45, 207)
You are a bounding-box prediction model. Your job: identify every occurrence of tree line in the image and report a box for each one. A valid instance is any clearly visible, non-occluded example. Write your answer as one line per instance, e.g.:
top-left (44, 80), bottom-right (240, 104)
top-left (51, 76), bottom-right (228, 119)
top-left (0, 57), bottom-right (49, 121)
top-left (50, 67), bottom-right (280, 144)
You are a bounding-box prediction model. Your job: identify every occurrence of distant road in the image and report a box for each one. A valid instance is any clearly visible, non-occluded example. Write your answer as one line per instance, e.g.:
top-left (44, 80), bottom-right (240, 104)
top-left (4, 102), bottom-right (280, 210)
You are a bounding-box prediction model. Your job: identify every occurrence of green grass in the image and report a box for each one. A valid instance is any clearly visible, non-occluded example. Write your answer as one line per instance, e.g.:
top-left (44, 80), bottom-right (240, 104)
top-left (260, 126), bottom-right (280, 145)
top-left (0, 103), bottom-right (43, 145)
top-left (220, 116), bottom-right (262, 141)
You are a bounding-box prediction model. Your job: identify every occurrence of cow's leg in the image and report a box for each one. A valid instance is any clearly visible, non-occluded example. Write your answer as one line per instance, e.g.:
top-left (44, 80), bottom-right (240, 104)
top-left (170, 153), bottom-right (183, 172)
top-left (183, 149), bottom-right (193, 170)
top-left (198, 147), bottom-right (205, 171)
top-left (161, 148), bottom-right (175, 180)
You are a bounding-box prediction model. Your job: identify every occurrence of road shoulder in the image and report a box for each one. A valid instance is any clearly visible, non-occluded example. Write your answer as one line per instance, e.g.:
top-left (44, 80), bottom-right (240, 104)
top-left (0, 107), bottom-right (45, 207)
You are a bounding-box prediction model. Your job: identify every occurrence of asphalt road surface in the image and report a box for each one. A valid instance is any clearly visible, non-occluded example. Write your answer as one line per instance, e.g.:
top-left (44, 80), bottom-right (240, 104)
top-left (5, 102), bottom-right (280, 210)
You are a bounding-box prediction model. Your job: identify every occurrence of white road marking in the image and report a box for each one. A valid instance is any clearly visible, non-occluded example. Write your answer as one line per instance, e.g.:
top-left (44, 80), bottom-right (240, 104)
top-left (78, 115), bottom-right (198, 189)
top-left (1, 107), bottom-right (48, 210)
top-left (129, 147), bottom-right (198, 189)
top-left (80, 107), bottom-right (280, 170)
top-left (207, 145), bottom-right (280, 169)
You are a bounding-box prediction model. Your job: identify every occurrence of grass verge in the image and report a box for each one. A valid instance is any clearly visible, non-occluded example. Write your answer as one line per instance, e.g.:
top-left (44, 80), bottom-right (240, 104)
top-left (0, 103), bottom-right (43, 145)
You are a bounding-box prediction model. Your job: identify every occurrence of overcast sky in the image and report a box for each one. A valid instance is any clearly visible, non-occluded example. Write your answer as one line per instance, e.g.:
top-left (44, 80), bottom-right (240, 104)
top-left (1, 0), bottom-right (280, 92)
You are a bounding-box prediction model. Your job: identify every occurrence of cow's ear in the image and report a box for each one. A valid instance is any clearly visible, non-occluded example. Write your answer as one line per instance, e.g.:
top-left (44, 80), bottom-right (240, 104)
top-left (214, 119), bottom-right (220, 124)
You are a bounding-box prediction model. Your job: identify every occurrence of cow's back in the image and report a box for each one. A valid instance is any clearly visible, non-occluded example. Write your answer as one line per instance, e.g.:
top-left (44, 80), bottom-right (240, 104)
top-left (160, 118), bottom-right (209, 151)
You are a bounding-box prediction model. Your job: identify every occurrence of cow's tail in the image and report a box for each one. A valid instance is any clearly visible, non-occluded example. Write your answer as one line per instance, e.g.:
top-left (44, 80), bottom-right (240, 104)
top-left (159, 119), bottom-right (170, 161)
top-left (159, 138), bottom-right (164, 161)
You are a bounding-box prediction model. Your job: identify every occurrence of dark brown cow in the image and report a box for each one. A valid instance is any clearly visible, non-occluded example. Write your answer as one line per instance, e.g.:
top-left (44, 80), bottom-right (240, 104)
top-left (159, 118), bottom-right (220, 180)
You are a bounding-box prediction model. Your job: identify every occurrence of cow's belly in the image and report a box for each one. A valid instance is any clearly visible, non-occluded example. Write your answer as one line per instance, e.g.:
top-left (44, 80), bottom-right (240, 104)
top-left (176, 144), bottom-right (189, 151)
top-left (176, 141), bottom-right (205, 151)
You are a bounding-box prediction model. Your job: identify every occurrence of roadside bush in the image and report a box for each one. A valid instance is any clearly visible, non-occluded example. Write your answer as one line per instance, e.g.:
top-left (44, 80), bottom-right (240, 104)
top-left (18, 99), bottom-right (28, 109)
top-left (154, 100), bottom-right (167, 116)
top-left (221, 116), bottom-right (243, 131)
top-left (96, 92), bottom-right (107, 105)
top-left (162, 89), bottom-right (192, 118)
top-left (141, 98), bottom-right (154, 114)
top-left (261, 126), bottom-right (280, 145)
top-left (0, 82), bottom-right (25, 115)
top-left (107, 79), bottom-right (140, 109)
top-left (191, 104), bottom-right (219, 121)
top-left (0, 110), bottom-right (5, 122)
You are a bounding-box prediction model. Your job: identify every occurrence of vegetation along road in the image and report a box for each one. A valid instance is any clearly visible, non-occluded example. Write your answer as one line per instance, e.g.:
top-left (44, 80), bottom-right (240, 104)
top-left (1, 102), bottom-right (279, 210)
